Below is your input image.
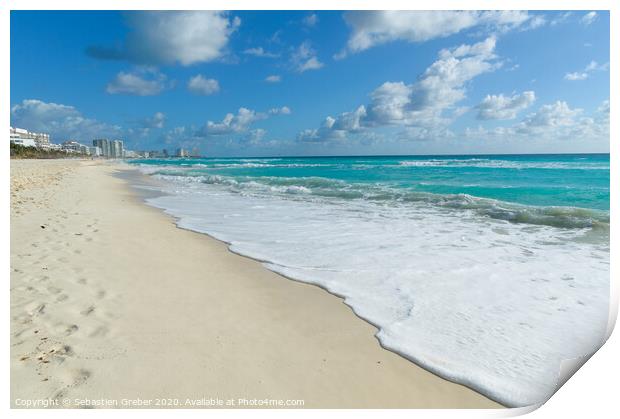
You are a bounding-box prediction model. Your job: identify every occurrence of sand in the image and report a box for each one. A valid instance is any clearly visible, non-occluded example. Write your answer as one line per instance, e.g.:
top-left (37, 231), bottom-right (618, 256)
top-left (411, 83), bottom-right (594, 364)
top-left (10, 159), bottom-right (502, 409)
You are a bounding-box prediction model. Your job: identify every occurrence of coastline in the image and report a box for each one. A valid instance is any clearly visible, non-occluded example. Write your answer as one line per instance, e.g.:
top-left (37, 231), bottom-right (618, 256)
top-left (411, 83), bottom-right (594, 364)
top-left (10, 159), bottom-right (502, 408)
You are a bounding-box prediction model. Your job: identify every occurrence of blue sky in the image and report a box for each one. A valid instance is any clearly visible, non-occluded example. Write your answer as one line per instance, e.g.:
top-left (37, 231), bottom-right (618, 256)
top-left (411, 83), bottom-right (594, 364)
top-left (10, 10), bottom-right (609, 156)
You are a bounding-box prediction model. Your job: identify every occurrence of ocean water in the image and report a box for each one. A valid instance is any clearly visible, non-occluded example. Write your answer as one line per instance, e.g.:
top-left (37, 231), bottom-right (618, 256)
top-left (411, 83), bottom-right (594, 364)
top-left (130, 154), bottom-right (610, 407)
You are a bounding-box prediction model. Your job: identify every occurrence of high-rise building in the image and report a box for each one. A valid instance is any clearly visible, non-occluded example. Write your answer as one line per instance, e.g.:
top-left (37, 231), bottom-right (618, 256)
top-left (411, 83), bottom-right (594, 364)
top-left (176, 148), bottom-right (188, 157)
top-left (111, 140), bottom-right (124, 159)
top-left (89, 146), bottom-right (102, 157)
top-left (93, 139), bottom-right (110, 157)
top-left (92, 139), bottom-right (124, 158)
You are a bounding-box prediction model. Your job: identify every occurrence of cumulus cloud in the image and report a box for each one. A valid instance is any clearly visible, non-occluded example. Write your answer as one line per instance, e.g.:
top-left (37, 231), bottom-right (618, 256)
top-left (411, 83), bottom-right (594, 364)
top-left (298, 106), bottom-right (367, 142)
top-left (299, 37), bottom-right (500, 142)
top-left (564, 60), bottom-right (609, 81)
top-left (516, 101), bottom-right (582, 132)
top-left (268, 106), bottom-right (292, 115)
top-left (303, 13), bottom-right (319, 27)
top-left (291, 42), bottom-right (324, 72)
top-left (87, 11), bottom-right (240, 66)
top-left (106, 69), bottom-right (169, 96)
top-left (580, 11), bottom-right (598, 26)
top-left (265, 75), bottom-right (281, 83)
top-left (203, 108), bottom-right (264, 135)
top-left (143, 112), bottom-right (166, 129)
top-left (243, 128), bottom-right (268, 144)
top-left (476, 91), bottom-right (535, 120)
top-left (564, 72), bottom-right (588, 81)
top-left (336, 11), bottom-right (539, 58)
top-left (243, 47), bottom-right (279, 58)
top-left (550, 11), bottom-right (572, 26)
top-left (187, 75), bottom-right (220, 95)
top-left (466, 99), bottom-right (608, 143)
top-left (10, 99), bottom-right (122, 142)
top-left (201, 106), bottom-right (291, 137)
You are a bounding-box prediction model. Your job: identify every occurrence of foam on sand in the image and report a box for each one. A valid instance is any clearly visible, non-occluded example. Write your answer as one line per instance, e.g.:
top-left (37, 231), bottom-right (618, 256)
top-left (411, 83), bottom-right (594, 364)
top-left (144, 170), bottom-right (609, 407)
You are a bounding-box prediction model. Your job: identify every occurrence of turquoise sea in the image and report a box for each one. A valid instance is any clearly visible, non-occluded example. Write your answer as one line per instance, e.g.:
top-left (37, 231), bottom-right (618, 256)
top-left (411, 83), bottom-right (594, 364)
top-left (134, 153), bottom-right (610, 230)
top-left (131, 153), bottom-right (610, 407)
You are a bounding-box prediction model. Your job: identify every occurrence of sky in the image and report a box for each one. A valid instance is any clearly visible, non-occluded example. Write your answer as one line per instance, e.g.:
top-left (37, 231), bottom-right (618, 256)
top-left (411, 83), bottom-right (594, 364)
top-left (10, 10), bottom-right (610, 156)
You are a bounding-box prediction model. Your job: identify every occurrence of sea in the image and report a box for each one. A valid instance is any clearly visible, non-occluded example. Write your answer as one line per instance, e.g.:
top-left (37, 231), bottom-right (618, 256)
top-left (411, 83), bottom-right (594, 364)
top-left (130, 153), bottom-right (610, 407)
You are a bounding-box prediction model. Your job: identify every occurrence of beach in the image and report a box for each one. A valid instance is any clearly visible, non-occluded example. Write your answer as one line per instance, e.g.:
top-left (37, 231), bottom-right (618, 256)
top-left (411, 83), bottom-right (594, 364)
top-left (10, 159), bottom-right (501, 409)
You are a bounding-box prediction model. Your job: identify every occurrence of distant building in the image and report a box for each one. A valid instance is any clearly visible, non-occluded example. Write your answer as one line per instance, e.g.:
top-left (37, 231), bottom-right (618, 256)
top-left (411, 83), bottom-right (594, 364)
top-left (93, 139), bottom-right (110, 157)
top-left (92, 139), bottom-right (124, 158)
top-left (10, 137), bottom-right (37, 147)
top-left (61, 140), bottom-right (91, 154)
top-left (89, 146), bottom-right (102, 156)
top-left (176, 148), bottom-right (188, 157)
top-left (111, 140), bottom-right (124, 159)
top-left (10, 126), bottom-right (50, 148)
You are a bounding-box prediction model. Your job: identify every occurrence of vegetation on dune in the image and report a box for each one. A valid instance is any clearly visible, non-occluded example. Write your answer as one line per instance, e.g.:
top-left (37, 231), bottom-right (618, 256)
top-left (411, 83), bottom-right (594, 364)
top-left (10, 143), bottom-right (90, 159)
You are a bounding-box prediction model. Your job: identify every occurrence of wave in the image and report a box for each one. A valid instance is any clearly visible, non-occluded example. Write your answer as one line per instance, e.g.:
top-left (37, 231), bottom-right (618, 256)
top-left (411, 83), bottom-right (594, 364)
top-left (148, 169), bottom-right (609, 233)
top-left (139, 174), bottom-right (610, 407)
top-left (397, 158), bottom-right (609, 170)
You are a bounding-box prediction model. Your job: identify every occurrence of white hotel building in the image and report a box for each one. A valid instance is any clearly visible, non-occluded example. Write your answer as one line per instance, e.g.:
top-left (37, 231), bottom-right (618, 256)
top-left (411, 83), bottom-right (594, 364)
top-left (10, 126), bottom-right (51, 148)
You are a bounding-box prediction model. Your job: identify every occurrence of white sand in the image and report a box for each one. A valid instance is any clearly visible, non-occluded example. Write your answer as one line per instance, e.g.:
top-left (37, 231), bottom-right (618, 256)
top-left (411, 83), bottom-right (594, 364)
top-left (10, 159), bottom-right (502, 408)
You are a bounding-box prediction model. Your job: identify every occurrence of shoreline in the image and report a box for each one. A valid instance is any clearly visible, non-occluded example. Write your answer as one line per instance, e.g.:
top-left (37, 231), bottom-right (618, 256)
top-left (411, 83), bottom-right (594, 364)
top-left (11, 159), bottom-right (502, 408)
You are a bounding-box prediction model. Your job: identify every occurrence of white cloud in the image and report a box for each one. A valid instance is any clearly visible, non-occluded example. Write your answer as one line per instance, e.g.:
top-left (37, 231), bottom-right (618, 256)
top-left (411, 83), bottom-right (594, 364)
top-left (399, 126), bottom-right (456, 142)
top-left (243, 128), bottom-right (268, 144)
top-left (476, 91), bottom-right (535, 120)
top-left (564, 72), bottom-right (588, 81)
top-left (106, 69), bottom-right (169, 96)
top-left (525, 15), bottom-right (547, 30)
top-left (265, 75), bottom-right (281, 83)
top-left (291, 42), bottom-right (324, 72)
top-left (298, 57), bottom-right (323, 72)
top-left (10, 99), bottom-right (122, 142)
top-left (268, 106), bottom-right (292, 115)
top-left (201, 106), bottom-right (291, 136)
top-left (564, 60), bottom-right (609, 81)
top-left (550, 12), bottom-right (572, 26)
top-left (88, 11), bottom-right (240, 66)
top-left (336, 11), bottom-right (538, 57)
top-left (303, 13), bottom-right (319, 27)
top-left (300, 37), bottom-right (500, 141)
top-left (598, 99), bottom-right (610, 117)
top-left (516, 101), bottom-right (582, 133)
top-left (143, 111), bottom-right (166, 129)
top-left (367, 37), bottom-right (500, 125)
top-left (204, 108), bottom-right (264, 135)
top-left (465, 99), bottom-right (609, 143)
top-left (243, 47), bottom-right (279, 58)
top-left (580, 11), bottom-right (598, 26)
top-left (187, 75), bottom-right (220, 95)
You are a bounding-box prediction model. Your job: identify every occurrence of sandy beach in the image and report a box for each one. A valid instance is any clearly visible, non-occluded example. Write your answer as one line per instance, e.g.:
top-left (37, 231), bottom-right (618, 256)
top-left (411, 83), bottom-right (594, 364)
top-left (10, 159), bottom-right (502, 409)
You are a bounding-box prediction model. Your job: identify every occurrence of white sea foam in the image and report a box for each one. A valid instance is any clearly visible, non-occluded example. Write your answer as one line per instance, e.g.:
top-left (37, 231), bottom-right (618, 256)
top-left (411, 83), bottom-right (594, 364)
top-left (141, 172), bottom-right (609, 407)
top-left (397, 159), bottom-right (609, 170)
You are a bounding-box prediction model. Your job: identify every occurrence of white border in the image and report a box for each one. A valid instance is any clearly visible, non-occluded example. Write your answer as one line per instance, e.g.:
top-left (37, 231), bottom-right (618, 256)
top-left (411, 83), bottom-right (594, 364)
top-left (2, 1), bottom-right (616, 418)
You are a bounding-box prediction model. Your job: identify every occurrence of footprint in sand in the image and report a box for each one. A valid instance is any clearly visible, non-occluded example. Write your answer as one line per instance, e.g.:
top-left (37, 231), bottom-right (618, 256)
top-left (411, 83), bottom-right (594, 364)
top-left (47, 286), bottom-right (61, 294)
top-left (25, 302), bottom-right (46, 316)
top-left (53, 324), bottom-right (79, 336)
top-left (80, 306), bottom-right (95, 316)
top-left (88, 326), bottom-right (109, 338)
